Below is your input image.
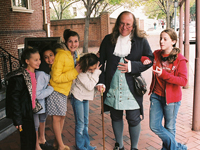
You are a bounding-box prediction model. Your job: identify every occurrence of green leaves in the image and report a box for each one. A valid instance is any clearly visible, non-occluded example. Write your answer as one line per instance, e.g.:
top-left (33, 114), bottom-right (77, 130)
top-left (190, 3), bottom-right (196, 21)
top-left (50, 0), bottom-right (80, 20)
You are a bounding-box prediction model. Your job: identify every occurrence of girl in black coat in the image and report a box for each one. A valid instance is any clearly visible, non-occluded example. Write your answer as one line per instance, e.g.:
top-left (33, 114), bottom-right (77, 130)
top-left (6, 47), bottom-right (41, 150)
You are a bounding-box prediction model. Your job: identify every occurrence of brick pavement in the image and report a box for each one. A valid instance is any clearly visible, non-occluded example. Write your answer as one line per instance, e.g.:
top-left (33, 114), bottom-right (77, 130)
top-left (0, 32), bottom-right (199, 150)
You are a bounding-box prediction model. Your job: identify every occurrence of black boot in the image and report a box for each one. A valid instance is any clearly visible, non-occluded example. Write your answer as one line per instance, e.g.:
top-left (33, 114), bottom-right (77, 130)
top-left (131, 148), bottom-right (138, 150)
top-left (113, 143), bottom-right (124, 150)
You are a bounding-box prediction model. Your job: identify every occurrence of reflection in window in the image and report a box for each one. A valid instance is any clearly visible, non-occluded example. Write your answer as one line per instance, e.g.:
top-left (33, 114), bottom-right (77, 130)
top-left (11, 0), bottom-right (33, 13)
top-left (18, 48), bottom-right (24, 60)
top-left (17, 44), bottom-right (24, 60)
top-left (13, 0), bottom-right (27, 8)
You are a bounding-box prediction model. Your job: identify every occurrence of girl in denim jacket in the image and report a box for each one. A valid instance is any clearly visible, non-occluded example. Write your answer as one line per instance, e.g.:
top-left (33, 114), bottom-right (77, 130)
top-left (34, 46), bottom-right (55, 150)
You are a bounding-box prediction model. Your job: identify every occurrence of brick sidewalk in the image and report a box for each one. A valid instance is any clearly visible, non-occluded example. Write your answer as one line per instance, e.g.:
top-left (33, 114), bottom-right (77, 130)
top-left (0, 34), bottom-right (199, 150)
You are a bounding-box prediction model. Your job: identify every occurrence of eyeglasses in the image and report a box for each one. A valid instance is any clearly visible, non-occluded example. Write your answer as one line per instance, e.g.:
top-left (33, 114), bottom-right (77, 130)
top-left (119, 22), bottom-right (133, 28)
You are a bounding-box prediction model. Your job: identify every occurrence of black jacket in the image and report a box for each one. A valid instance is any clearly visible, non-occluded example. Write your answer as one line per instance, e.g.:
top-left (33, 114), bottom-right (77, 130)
top-left (6, 68), bottom-right (34, 126)
top-left (99, 34), bottom-right (154, 115)
top-left (6, 68), bottom-right (36, 149)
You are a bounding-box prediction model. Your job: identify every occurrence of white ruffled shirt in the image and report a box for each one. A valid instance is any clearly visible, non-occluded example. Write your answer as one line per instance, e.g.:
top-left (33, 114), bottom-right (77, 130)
top-left (113, 34), bottom-right (132, 57)
top-left (113, 34), bottom-right (132, 72)
top-left (97, 34), bottom-right (132, 88)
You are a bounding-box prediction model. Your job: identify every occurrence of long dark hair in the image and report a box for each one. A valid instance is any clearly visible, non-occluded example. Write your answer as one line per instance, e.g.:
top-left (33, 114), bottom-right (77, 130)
top-left (37, 45), bottom-right (56, 74)
top-left (111, 11), bottom-right (146, 45)
top-left (21, 47), bottom-right (39, 68)
top-left (78, 53), bottom-right (99, 73)
top-left (161, 28), bottom-right (180, 63)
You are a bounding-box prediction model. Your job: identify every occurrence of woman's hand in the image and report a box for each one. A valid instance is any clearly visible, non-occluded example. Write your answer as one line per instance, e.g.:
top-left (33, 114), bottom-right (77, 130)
top-left (153, 66), bottom-right (162, 76)
top-left (117, 58), bottom-right (129, 73)
top-left (96, 84), bottom-right (105, 93)
top-left (143, 59), bottom-right (152, 65)
top-left (16, 125), bottom-right (22, 132)
top-left (75, 63), bottom-right (82, 73)
top-left (96, 61), bottom-right (102, 70)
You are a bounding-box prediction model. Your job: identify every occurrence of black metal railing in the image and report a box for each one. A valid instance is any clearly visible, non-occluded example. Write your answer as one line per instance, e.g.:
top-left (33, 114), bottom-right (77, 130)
top-left (0, 46), bottom-right (21, 89)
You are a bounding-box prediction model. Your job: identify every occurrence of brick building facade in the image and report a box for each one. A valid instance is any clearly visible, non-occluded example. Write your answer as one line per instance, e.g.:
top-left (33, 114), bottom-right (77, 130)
top-left (50, 12), bottom-right (113, 47)
top-left (0, 0), bottom-right (50, 58)
top-left (51, 12), bottom-right (144, 47)
top-left (0, 0), bottom-right (51, 140)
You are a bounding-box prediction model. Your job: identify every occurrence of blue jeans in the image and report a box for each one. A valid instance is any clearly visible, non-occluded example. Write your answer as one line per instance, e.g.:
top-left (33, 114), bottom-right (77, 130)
top-left (149, 93), bottom-right (187, 150)
top-left (33, 113), bottom-right (47, 131)
top-left (70, 94), bottom-right (95, 150)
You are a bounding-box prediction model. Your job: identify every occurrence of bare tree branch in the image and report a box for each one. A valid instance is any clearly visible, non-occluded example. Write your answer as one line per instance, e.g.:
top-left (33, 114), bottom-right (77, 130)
top-left (62, 0), bottom-right (80, 10)
top-left (51, 1), bottom-right (60, 19)
top-left (91, 0), bottom-right (103, 12)
top-left (158, 0), bottom-right (166, 13)
top-left (81, 0), bottom-right (87, 8)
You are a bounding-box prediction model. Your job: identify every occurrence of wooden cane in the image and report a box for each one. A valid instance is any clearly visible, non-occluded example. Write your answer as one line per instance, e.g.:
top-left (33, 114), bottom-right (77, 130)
top-left (101, 88), bottom-right (105, 150)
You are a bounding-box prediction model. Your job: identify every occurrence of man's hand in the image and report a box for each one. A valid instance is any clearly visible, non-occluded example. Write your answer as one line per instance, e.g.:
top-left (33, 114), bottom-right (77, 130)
top-left (117, 58), bottom-right (129, 73)
top-left (96, 84), bottom-right (105, 93)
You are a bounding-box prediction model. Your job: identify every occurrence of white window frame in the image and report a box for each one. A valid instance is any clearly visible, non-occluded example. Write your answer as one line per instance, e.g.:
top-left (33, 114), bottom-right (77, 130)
top-left (11, 0), bottom-right (34, 13)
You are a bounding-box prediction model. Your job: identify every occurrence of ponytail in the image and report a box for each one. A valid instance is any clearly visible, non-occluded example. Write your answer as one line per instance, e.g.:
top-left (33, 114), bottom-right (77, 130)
top-left (168, 47), bottom-right (180, 63)
top-left (63, 29), bottom-right (80, 43)
top-left (160, 29), bottom-right (180, 63)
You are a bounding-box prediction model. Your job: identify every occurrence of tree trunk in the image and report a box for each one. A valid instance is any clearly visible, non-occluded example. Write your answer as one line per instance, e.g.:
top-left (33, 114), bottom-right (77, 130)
top-left (170, 15), bottom-right (173, 28)
top-left (60, 4), bottom-right (63, 20)
top-left (166, 0), bottom-right (170, 28)
top-left (83, 0), bottom-right (92, 53)
top-left (166, 15), bottom-right (170, 29)
top-left (83, 15), bottom-right (90, 53)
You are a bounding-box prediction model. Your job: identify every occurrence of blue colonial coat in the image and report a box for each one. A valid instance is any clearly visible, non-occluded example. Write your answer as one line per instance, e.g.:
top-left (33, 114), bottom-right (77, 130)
top-left (99, 34), bottom-right (154, 116)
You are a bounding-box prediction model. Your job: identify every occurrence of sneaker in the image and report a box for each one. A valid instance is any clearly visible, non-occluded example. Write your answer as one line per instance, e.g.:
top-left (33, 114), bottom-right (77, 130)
top-left (88, 145), bottom-right (97, 150)
top-left (177, 143), bottom-right (187, 150)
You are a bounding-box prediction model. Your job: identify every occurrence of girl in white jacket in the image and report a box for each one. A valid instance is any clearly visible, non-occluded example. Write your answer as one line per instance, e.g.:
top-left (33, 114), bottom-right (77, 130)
top-left (70, 53), bottom-right (101, 150)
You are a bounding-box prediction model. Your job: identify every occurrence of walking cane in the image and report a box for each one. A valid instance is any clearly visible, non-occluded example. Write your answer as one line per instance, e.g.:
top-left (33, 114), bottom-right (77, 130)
top-left (101, 88), bottom-right (105, 150)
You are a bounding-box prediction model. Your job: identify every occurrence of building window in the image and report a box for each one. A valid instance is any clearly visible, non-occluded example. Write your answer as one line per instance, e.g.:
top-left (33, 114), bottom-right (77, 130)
top-left (13, 0), bottom-right (27, 8)
top-left (18, 44), bottom-right (24, 60)
top-left (11, 0), bottom-right (34, 13)
top-left (73, 7), bottom-right (77, 16)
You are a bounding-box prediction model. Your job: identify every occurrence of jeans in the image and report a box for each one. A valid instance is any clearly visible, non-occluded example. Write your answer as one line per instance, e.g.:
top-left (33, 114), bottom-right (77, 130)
top-left (70, 94), bottom-right (95, 150)
top-left (149, 93), bottom-right (187, 150)
top-left (33, 113), bottom-right (47, 131)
